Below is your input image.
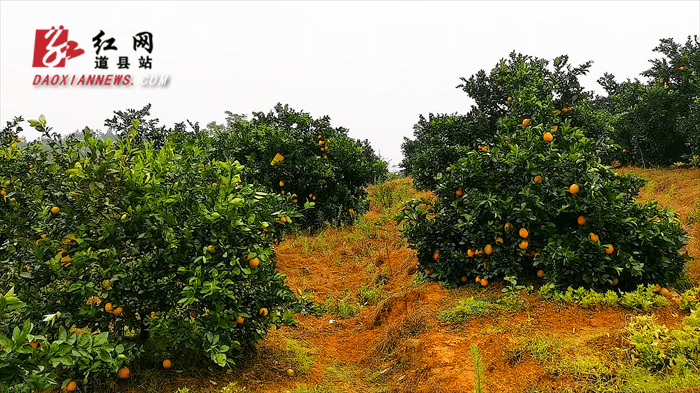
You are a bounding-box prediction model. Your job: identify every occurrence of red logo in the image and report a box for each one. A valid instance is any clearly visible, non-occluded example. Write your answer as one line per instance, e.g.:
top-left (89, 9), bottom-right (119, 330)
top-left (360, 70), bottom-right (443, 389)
top-left (32, 26), bottom-right (84, 67)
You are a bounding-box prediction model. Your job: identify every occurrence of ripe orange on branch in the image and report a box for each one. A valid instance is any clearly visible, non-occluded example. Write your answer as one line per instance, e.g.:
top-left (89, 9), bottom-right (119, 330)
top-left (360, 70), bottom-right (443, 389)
top-left (569, 184), bottom-right (580, 194)
top-left (519, 228), bottom-right (529, 239)
top-left (577, 216), bottom-right (586, 225)
top-left (163, 359), bottom-right (172, 369)
top-left (534, 175), bottom-right (543, 183)
top-left (522, 118), bottom-right (531, 127)
top-left (543, 132), bottom-right (553, 143)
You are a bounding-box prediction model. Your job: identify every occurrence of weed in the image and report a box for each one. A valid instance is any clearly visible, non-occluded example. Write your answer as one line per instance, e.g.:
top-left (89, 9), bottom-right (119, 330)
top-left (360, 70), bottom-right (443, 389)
top-left (626, 309), bottom-right (700, 373)
top-left (539, 284), bottom-right (667, 311)
top-left (470, 345), bottom-right (485, 393)
top-left (358, 285), bottom-right (387, 306)
top-left (520, 335), bottom-right (562, 363)
top-left (284, 338), bottom-right (314, 374)
top-left (679, 286), bottom-right (700, 311)
top-left (323, 290), bottom-right (357, 319)
top-left (438, 297), bottom-right (500, 323)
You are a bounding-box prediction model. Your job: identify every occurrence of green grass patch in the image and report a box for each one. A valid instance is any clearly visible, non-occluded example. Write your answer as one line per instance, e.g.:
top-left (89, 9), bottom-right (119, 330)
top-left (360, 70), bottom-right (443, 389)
top-left (285, 338), bottom-right (314, 374)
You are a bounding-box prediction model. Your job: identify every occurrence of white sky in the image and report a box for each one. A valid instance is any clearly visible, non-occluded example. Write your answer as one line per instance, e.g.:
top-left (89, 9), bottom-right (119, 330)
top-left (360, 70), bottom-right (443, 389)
top-left (1, 1), bottom-right (699, 171)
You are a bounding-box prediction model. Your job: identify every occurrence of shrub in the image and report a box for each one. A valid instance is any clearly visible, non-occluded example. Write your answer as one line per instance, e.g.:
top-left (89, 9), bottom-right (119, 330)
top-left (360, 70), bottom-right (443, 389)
top-left (398, 54), bottom-right (691, 290)
top-left (400, 52), bottom-right (616, 188)
top-left (0, 115), bottom-right (303, 388)
top-left (209, 104), bottom-right (389, 229)
top-left (595, 35), bottom-right (700, 166)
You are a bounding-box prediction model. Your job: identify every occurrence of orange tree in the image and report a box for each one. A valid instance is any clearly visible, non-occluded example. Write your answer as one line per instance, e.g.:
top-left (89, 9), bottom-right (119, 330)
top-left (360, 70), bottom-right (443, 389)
top-left (595, 35), bottom-right (700, 166)
top-left (397, 54), bottom-right (691, 290)
top-left (0, 115), bottom-right (303, 390)
top-left (209, 104), bottom-right (389, 229)
top-left (401, 52), bottom-right (617, 188)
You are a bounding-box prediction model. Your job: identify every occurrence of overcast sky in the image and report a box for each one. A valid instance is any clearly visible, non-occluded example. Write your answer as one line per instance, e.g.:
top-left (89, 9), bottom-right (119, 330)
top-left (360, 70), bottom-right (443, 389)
top-left (1, 1), bottom-right (699, 171)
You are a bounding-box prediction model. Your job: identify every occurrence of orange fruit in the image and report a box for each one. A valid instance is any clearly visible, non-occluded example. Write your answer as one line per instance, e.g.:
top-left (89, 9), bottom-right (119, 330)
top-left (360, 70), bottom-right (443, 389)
top-left (286, 368), bottom-right (296, 377)
top-left (534, 175), bottom-right (543, 183)
top-left (577, 216), bottom-right (586, 225)
top-left (236, 316), bottom-right (245, 324)
top-left (349, 209), bottom-right (355, 215)
top-left (280, 190), bottom-right (285, 195)
top-left (279, 181), bottom-right (285, 187)
top-left (480, 278), bottom-right (488, 287)
top-left (211, 182), bottom-right (218, 187)
top-left (507, 96), bottom-right (513, 102)
top-left (543, 132), bottom-right (553, 143)
top-left (113, 307), bottom-right (123, 316)
top-left (280, 217), bottom-right (287, 223)
top-left (467, 249), bottom-right (474, 257)
top-left (604, 244), bottom-right (614, 254)
top-left (259, 308), bottom-right (269, 317)
top-left (28, 341), bottom-right (38, 349)
top-left (612, 278), bottom-right (619, 286)
top-left (536, 270), bottom-right (545, 278)
top-left (588, 233), bottom-right (599, 243)
top-left (504, 222), bottom-right (513, 232)
top-left (519, 241), bottom-right (529, 250)
top-left (318, 135), bottom-right (322, 139)
top-left (484, 244), bottom-right (493, 255)
top-left (519, 228), bottom-right (529, 239)
top-left (433, 251), bottom-right (440, 261)
top-left (522, 118), bottom-right (531, 127)
top-left (660, 287), bottom-right (670, 296)
top-left (118, 367), bottom-right (130, 379)
top-left (292, 198), bottom-right (298, 203)
top-left (569, 184), bottom-right (580, 194)
top-left (249, 258), bottom-right (260, 268)
top-left (163, 359), bottom-right (172, 369)
top-left (652, 284), bottom-right (662, 293)
top-left (460, 276), bottom-right (468, 283)
top-left (679, 66), bottom-right (685, 71)
top-left (51, 206), bottom-right (60, 215)
top-left (475, 276), bottom-right (481, 283)
top-left (495, 237), bottom-right (504, 245)
top-left (199, 163), bottom-right (205, 168)
top-left (105, 303), bottom-right (113, 312)
top-left (456, 188), bottom-right (464, 196)
top-left (65, 381), bottom-right (77, 391)
top-left (554, 109), bottom-right (561, 115)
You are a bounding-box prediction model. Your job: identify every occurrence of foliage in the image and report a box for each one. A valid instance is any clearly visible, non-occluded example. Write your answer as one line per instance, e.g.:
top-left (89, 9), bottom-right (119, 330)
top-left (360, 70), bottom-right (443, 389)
top-left (208, 104), bottom-right (389, 229)
top-left (595, 35), bottom-right (700, 166)
top-left (539, 284), bottom-right (668, 311)
top-left (0, 115), bottom-right (304, 388)
top-left (397, 53), bottom-right (691, 290)
top-left (679, 286), bottom-right (700, 311)
top-left (626, 309), bottom-right (700, 373)
top-left (400, 51), bottom-right (615, 188)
